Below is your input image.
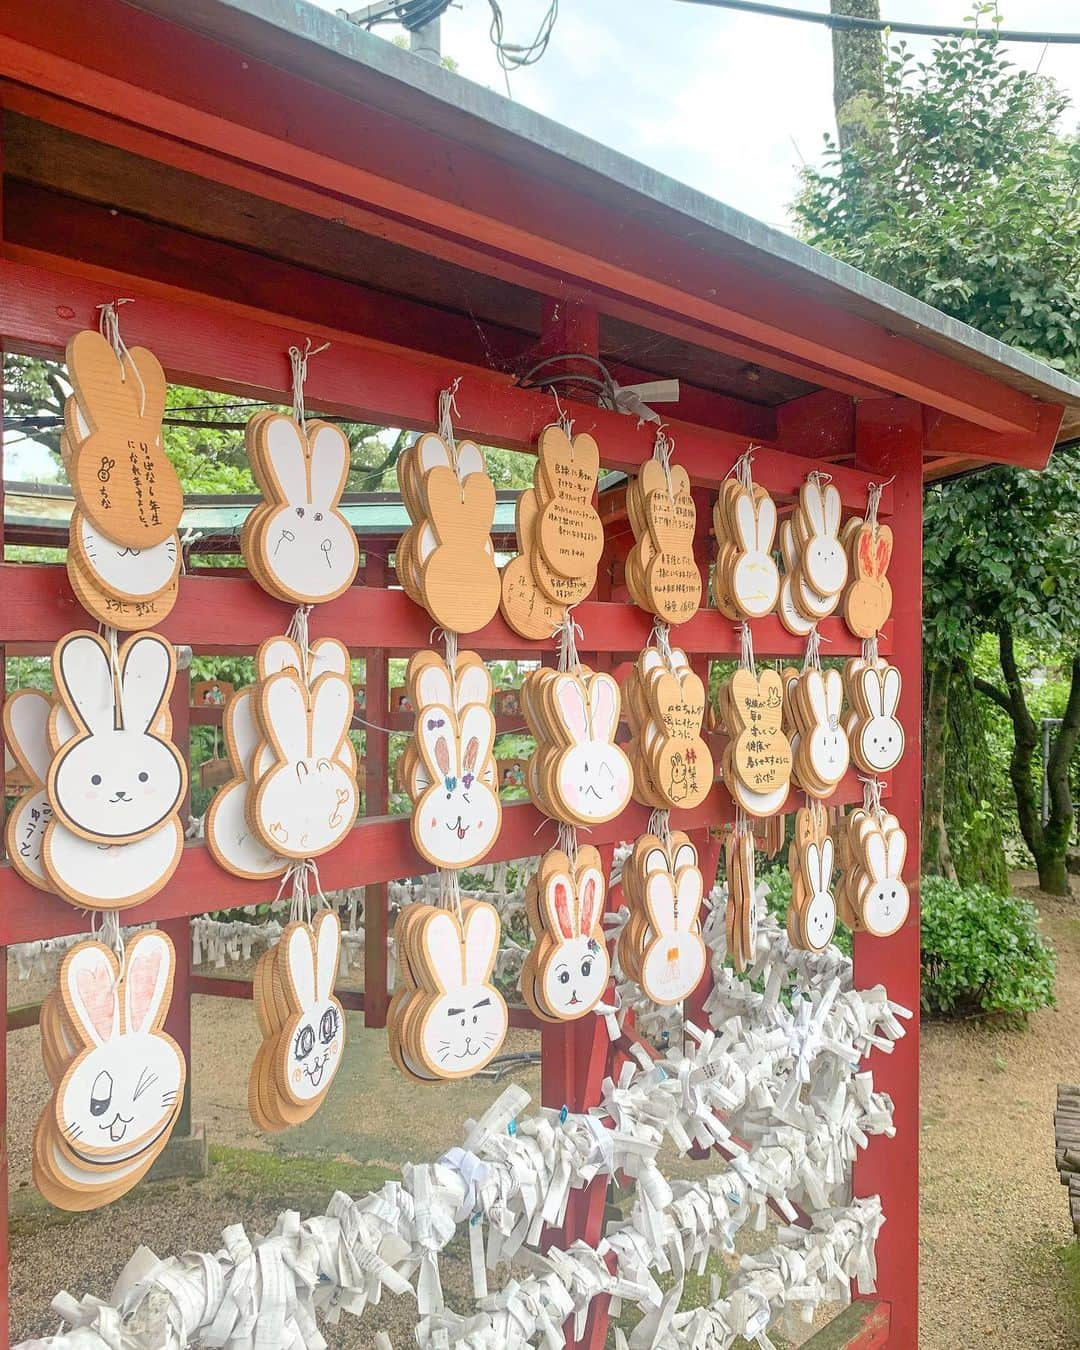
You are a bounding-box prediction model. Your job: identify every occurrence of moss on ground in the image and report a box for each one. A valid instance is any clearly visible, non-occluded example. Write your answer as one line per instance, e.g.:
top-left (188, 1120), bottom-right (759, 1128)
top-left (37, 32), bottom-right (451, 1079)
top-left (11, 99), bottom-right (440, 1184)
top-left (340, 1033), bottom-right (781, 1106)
top-left (1056, 1243), bottom-right (1080, 1339)
top-left (208, 1144), bottom-right (397, 1207)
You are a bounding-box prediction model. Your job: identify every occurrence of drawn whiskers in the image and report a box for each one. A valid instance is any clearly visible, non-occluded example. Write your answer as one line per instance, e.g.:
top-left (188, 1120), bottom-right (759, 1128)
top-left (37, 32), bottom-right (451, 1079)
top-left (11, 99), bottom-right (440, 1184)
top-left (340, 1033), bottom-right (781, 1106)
top-left (133, 1067), bottom-right (158, 1101)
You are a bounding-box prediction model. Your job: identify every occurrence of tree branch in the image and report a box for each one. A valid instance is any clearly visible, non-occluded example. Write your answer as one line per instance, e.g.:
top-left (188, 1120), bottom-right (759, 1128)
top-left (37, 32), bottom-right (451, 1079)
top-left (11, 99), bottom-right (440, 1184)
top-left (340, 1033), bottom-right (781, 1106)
top-left (999, 623), bottom-right (1045, 859)
top-left (973, 677), bottom-right (1012, 714)
top-left (1045, 651), bottom-right (1080, 851)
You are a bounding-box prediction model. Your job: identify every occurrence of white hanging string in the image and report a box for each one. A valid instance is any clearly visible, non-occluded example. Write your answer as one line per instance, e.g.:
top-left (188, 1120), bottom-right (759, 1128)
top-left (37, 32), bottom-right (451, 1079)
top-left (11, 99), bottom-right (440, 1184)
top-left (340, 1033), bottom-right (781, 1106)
top-left (737, 620), bottom-right (755, 673)
top-left (285, 605), bottom-right (314, 689)
top-left (98, 910), bottom-right (126, 987)
top-left (646, 807), bottom-right (672, 852)
top-left (555, 820), bottom-right (579, 871)
top-left (274, 858), bottom-right (325, 927)
top-left (807, 469), bottom-right (833, 490)
top-left (860, 775), bottom-right (887, 823)
top-left (437, 377), bottom-right (462, 475)
top-left (652, 424), bottom-right (676, 501)
top-left (861, 634), bottom-right (880, 666)
top-left (802, 625), bottom-right (824, 673)
top-left (96, 299), bottom-right (146, 417)
top-left (551, 388), bottom-right (575, 439)
top-left (555, 609), bottom-right (583, 673)
top-left (105, 626), bottom-right (127, 732)
top-left (288, 338), bottom-right (330, 436)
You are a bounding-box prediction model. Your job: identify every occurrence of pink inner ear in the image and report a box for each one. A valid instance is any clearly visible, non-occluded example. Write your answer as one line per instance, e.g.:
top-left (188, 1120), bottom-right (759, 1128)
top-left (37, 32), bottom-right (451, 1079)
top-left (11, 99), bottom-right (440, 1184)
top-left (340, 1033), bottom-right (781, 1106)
top-left (857, 530), bottom-right (874, 576)
top-left (127, 947), bottom-right (163, 1033)
top-left (875, 535), bottom-right (892, 575)
top-left (435, 736), bottom-right (451, 777)
top-left (579, 878), bottom-right (599, 935)
top-left (76, 964), bottom-right (115, 1042)
top-left (553, 881), bottom-right (575, 939)
top-left (591, 681), bottom-right (615, 738)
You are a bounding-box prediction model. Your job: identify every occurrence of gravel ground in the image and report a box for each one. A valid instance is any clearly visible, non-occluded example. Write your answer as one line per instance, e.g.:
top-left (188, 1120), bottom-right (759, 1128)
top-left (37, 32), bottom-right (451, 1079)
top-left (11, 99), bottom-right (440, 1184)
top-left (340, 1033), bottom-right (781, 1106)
top-left (919, 873), bottom-right (1080, 1349)
top-left (10, 876), bottom-right (1080, 1346)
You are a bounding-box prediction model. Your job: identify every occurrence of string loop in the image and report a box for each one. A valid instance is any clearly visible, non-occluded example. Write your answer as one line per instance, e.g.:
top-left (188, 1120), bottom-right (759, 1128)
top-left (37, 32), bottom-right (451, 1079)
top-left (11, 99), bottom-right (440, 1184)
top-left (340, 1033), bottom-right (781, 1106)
top-left (96, 299), bottom-right (146, 417)
top-left (288, 339), bottom-right (330, 435)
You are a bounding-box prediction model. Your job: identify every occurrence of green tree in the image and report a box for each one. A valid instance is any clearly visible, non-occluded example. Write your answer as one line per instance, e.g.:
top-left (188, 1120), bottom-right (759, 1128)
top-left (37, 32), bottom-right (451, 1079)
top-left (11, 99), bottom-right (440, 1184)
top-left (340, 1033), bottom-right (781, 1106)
top-left (795, 7), bottom-right (1080, 893)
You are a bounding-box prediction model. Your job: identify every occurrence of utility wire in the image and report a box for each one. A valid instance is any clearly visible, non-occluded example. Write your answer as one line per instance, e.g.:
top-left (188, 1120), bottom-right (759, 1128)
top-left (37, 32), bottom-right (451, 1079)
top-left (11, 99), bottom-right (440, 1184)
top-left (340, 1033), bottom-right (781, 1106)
top-left (674, 0), bottom-right (1080, 44)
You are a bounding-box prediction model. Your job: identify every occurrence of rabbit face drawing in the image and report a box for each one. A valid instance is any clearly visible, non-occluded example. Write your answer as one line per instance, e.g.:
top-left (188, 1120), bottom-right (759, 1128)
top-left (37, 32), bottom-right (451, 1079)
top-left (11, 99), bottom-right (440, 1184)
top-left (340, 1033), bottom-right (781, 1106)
top-left (254, 671), bottom-right (358, 859)
top-left (412, 703), bottom-right (500, 869)
top-left (538, 867), bottom-right (609, 1018)
top-left (641, 864), bottom-right (707, 1005)
top-left (56, 932), bottom-right (183, 1163)
top-left (277, 913), bottom-right (346, 1105)
top-left (552, 674), bottom-right (632, 824)
top-left (49, 633), bottom-right (186, 844)
top-left (861, 829), bottom-right (909, 937)
top-left (254, 416), bottom-right (359, 603)
top-left (857, 666), bottom-right (904, 772)
top-left (417, 903), bottom-right (508, 1076)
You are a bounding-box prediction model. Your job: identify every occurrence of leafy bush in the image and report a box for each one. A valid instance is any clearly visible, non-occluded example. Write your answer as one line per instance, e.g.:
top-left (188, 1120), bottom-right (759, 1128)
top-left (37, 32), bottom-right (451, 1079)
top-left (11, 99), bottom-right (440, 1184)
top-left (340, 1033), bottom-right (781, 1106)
top-left (920, 876), bottom-right (1056, 1022)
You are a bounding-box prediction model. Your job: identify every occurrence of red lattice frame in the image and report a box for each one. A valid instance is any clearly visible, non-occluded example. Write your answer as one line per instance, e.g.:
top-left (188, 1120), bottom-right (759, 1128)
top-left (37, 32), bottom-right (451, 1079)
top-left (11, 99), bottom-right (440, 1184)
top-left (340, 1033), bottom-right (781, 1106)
top-left (0, 251), bottom-right (919, 1350)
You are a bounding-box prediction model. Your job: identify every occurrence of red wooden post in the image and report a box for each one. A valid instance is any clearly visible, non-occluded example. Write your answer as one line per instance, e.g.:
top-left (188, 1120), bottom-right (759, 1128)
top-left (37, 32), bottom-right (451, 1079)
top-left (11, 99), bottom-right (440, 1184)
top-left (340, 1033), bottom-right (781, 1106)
top-left (161, 655), bottom-right (193, 1135)
top-left (852, 399), bottom-right (923, 1350)
top-left (362, 546), bottom-right (390, 1027)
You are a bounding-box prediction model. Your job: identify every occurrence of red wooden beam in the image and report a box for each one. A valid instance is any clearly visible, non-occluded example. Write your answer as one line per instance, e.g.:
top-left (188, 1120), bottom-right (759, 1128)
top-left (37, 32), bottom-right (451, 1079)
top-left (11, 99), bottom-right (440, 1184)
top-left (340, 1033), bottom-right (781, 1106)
top-left (0, 3), bottom-right (1048, 434)
top-left (922, 403), bottom-right (1063, 471)
top-left (0, 255), bottom-right (893, 510)
top-left (0, 563), bottom-right (892, 657)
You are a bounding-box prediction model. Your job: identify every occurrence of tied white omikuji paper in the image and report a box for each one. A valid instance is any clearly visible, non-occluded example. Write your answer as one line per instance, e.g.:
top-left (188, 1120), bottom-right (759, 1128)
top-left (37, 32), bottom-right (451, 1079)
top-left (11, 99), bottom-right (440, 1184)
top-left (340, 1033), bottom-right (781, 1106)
top-left (20, 881), bottom-right (907, 1350)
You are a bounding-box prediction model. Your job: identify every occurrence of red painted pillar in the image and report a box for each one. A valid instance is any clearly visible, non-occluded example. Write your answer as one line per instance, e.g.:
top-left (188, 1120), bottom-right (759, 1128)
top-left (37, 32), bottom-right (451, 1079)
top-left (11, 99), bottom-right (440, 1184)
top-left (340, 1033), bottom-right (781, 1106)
top-left (362, 546), bottom-right (390, 1026)
top-left (162, 657), bottom-right (193, 1135)
top-left (852, 399), bottom-right (923, 1350)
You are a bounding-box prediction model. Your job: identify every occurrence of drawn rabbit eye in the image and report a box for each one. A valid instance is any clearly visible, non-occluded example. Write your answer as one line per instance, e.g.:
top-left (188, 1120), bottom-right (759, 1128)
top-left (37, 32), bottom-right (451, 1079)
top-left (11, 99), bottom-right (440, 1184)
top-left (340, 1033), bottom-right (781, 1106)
top-left (316, 758), bottom-right (333, 773)
top-left (91, 773), bottom-right (102, 786)
top-left (138, 771), bottom-right (149, 782)
top-left (319, 1007), bottom-right (339, 1045)
top-left (294, 1024), bottom-right (315, 1059)
top-left (90, 1070), bottom-right (113, 1117)
top-left (581, 958), bottom-right (593, 978)
top-left (295, 507), bottom-right (305, 519)
top-left (314, 511), bottom-right (324, 522)
top-left (558, 968), bottom-right (570, 985)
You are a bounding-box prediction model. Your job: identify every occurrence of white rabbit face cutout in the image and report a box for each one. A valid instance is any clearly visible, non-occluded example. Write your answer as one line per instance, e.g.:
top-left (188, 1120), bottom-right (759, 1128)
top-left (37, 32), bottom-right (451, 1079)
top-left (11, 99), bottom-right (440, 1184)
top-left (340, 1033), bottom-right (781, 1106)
top-left (800, 482), bottom-right (848, 596)
top-left (253, 671), bottom-right (358, 859)
top-left (3, 689), bottom-right (54, 889)
top-left (861, 829), bottom-right (909, 937)
top-left (732, 493), bottom-right (780, 617)
top-left (44, 817), bottom-right (184, 911)
top-left (57, 933), bottom-right (183, 1163)
top-left (49, 632), bottom-right (186, 844)
top-left (71, 510), bottom-right (180, 603)
top-left (412, 703), bottom-right (500, 869)
top-left (801, 840), bottom-right (837, 952)
top-left (277, 914), bottom-right (346, 1106)
top-left (250, 415), bottom-right (359, 604)
top-left (805, 670), bottom-right (850, 785)
top-left (538, 868), bottom-right (609, 1018)
top-left (641, 867), bottom-right (706, 1004)
top-left (857, 666), bottom-right (904, 772)
top-left (204, 688), bottom-right (288, 881)
top-left (552, 674), bottom-right (632, 824)
top-left (418, 904), bottom-right (507, 1078)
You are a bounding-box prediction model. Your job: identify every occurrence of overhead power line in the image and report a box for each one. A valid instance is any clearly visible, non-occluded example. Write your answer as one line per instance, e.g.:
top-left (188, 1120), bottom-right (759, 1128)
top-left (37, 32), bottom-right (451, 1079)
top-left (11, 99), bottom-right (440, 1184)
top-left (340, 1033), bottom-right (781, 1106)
top-left (674, 0), bottom-right (1080, 44)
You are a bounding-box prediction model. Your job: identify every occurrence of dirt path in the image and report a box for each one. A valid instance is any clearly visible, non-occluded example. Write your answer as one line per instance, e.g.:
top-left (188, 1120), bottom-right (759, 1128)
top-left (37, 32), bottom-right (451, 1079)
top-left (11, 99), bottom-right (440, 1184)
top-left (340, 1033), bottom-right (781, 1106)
top-left (919, 875), bottom-right (1080, 1349)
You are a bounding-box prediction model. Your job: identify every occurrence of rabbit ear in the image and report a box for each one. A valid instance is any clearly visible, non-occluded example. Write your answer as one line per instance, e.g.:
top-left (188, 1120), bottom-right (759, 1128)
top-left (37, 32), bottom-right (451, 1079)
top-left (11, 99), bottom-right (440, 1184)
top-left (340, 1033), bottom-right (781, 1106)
top-left (123, 931), bottom-right (172, 1035)
top-left (881, 667), bottom-right (901, 718)
top-left (462, 903), bottom-right (498, 985)
top-left (421, 910), bottom-right (465, 993)
top-left (454, 440), bottom-right (485, 480)
top-left (67, 330), bottom-right (141, 426)
top-left (861, 667), bottom-right (886, 718)
top-left (309, 674), bottom-right (352, 758)
top-left (57, 633), bottom-right (116, 736)
top-left (285, 924), bottom-right (317, 1009)
top-left (864, 832), bottom-right (888, 880)
top-left (262, 672), bottom-right (311, 762)
top-left (733, 493), bottom-right (758, 551)
top-left (823, 669), bottom-right (844, 719)
top-left (306, 422), bottom-right (349, 506)
top-left (803, 842), bottom-right (821, 893)
top-left (578, 869), bottom-right (604, 935)
top-left (779, 519), bottom-right (798, 569)
top-left (545, 871), bottom-right (577, 940)
top-left (415, 432), bottom-right (454, 473)
top-left (126, 346), bottom-right (167, 429)
top-left (414, 661), bottom-right (454, 710)
top-left (671, 841), bottom-right (698, 873)
top-left (643, 846), bottom-right (669, 877)
top-left (226, 689), bottom-right (260, 773)
top-left (755, 496), bottom-right (777, 552)
top-left (417, 704), bottom-right (455, 781)
top-left (454, 660), bottom-right (492, 712)
top-left (644, 872), bottom-right (677, 933)
top-left (424, 468), bottom-right (465, 520)
top-left (874, 527), bottom-right (893, 576)
top-left (553, 676), bottom-right (589, 743)
top-left (457, 704), bottom-right (496, 774)
top-left (802, 483), bottom-right (827, 533)
top-left (258, 637), bottom-right (304, 681)
top-left (588, 674), bottom-right (619, 742)
top-left (822, 484), bottom-right (842, 535)
top-left (675, 868), bottom-right (703, 930)
top-left (804, 670), bottom-right (828, 725)
top-left (309, 639), bottom-right (350, 681)
top-left (260, 415), bottom-right (310, 505)
top-left (64, 942), bottom-right (118, 1047)
top-left (4, 688), bottom-right (52, 783)
top-left (119, 634), bottom-right (174, 734)
top-left (886, 826), bottom-right (907, 877)
top-left (313, 909), bottom-right (341, 1003)
top-left (819, 837), bottom-right (834, 885)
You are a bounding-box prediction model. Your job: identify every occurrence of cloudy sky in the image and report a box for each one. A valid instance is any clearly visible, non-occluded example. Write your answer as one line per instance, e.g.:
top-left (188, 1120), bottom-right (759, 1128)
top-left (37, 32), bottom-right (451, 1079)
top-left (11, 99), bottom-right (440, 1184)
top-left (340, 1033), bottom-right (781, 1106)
top-left (324, 0), bottom-right (1080, 229)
